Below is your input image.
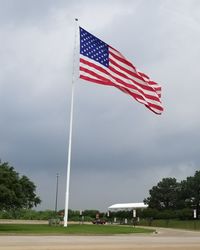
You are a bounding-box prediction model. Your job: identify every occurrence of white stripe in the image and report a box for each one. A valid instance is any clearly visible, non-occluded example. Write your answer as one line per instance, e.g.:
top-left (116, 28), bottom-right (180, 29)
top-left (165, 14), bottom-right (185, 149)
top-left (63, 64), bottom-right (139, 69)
top-left (108, 64), bottom-right (159, 98)
top-left (80, 69), bottom-right (101, 82)
top-left (110, 61), bottom-right (162, 98)
top-left (81, 68), bottom-right (162, 113)
top-left (80, 69), bottom-right (149, 105)
top-left (109, 60), bottom-right (156, 90)
top-left (138, 72), bottom-right (150, 80)
top-left (109, 52), bottom-right (137, 74)
top-left (109, 47), bottom-right (162, 89)
top-left (80, 55), bottom-right (159, 99)
top-left (80, 57), bottom-right (161, 106)
top-left (109, 50), bottom-right (162, 95)
top-left (80, 59), bottom-right (161, 107)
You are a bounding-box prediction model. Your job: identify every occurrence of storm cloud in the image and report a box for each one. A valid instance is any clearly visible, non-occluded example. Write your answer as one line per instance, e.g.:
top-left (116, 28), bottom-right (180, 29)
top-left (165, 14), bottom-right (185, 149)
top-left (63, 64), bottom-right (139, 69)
top-left (0, 0), bottom-right (200, 211)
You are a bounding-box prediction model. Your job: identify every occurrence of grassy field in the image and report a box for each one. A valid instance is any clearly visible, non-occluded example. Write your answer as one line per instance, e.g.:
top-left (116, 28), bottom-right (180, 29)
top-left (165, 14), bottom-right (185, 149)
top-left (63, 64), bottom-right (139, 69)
top-left (139, 219), bottom-right (200, 231)
top-left (0, 224), bottom-right (154, 235)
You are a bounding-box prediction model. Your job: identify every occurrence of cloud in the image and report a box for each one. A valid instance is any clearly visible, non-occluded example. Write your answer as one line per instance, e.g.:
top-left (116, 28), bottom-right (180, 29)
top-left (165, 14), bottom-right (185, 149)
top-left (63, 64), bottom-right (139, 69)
top-left (0, 0), bottom-right (200, 211)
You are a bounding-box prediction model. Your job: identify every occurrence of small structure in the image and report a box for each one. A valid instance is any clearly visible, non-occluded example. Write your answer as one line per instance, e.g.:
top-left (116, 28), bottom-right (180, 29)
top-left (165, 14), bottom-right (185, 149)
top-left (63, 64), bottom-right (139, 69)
top-left (108, 202), bottom-right (148, 211)
top-left (108, 203), bottom-right (148, 225)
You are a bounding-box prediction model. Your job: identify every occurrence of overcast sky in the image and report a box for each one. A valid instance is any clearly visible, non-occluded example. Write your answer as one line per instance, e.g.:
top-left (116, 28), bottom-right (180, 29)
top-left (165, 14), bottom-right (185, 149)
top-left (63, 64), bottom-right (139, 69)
top-left (0, 0), bottom-right (200, 212)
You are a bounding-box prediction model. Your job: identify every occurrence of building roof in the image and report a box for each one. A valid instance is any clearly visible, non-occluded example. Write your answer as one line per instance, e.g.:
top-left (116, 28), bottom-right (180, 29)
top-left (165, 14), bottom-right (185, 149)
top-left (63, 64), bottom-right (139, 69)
top-left (108, 203), bottom-right (148, 211)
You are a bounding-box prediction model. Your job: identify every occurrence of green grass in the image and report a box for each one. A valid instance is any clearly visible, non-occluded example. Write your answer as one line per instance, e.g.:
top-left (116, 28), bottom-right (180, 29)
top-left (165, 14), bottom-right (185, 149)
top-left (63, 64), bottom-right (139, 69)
top-left (139, 219), bottom-right (200, 231)
top-left (0, 224), bottom-right (154, 235)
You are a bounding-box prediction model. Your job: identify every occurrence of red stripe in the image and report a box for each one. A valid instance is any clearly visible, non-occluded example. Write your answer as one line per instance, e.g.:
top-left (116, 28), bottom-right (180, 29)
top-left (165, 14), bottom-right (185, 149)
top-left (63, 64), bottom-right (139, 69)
top-left (80, 58), bottom-right (110, 77)
top-left (110, 58), bottom-right (161, 96)
top-left (109, 63), bottom-right (160, 95)
top-left (138, 71), bottom-right (150, 80)
top-left (80, 55), bottom-right (163, 114)
top-left (80, 70), bottom-right (149, 109)
top-left (81, 72), bottom-right (163, 114)
top-left (112, 74), bottom-right (161, 103)
top-left (110, 53), bottom-right (162, 96)
top-left (109, 50), bottom-right (136, 69)
top-left (110, 58), bottom-right (145, 83)
top-left (110, 57), bottom-right (162, 99)
top-left (80, 67), bottom-right (161, 109)
top-left (114, 85), bottom-right (163, 114)
top-left (80, 75), bottom-right (114, 87)
top-left (80, 59), bottom-right (161, 104)
top-left (108, 66), bottom-right (161, 102)
top-left (80, 66), bottom-right (111, 84)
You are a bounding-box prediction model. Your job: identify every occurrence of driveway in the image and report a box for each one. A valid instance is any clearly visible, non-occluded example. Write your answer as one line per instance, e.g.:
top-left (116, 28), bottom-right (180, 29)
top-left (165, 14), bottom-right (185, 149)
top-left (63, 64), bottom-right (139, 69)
top-left (0, 227), bottom-right (200, 250)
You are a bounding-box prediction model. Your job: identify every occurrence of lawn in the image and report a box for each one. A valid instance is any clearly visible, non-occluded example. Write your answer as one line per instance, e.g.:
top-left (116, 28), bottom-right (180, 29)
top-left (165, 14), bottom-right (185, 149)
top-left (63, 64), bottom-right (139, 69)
top-left (0, 223), bottom-right (154, 235)
top-left (139, 219), bottom-right (200, 231)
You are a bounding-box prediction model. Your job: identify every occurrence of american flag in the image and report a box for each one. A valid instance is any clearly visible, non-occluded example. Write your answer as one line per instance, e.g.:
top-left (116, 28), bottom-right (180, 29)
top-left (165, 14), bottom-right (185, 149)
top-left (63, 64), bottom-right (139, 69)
top-left (79, 27), bottom-right (163, 115)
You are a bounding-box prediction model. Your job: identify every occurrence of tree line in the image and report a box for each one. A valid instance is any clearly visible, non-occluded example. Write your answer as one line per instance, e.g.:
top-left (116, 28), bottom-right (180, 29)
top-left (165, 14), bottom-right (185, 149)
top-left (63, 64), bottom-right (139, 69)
top-left (144, 171), bottom-right (200, 219)
top-left (0, 160), bottom-right (200, 221)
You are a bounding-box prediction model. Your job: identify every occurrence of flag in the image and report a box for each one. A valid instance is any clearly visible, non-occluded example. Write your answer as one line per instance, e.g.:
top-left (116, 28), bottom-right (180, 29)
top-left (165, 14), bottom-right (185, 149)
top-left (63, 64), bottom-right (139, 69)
top-left (79, 27), bottom-right (163, 115)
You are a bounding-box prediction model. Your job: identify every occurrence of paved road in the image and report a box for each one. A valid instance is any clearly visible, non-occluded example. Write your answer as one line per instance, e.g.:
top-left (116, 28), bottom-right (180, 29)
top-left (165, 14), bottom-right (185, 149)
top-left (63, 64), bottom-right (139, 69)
top-left (1, 228), bottom-right (200, 250)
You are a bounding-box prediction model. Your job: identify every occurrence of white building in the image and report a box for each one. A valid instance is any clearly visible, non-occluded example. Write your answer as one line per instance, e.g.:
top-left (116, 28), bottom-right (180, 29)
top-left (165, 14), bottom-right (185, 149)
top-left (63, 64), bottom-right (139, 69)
top-left (108, 202), bottom-right (148, 211)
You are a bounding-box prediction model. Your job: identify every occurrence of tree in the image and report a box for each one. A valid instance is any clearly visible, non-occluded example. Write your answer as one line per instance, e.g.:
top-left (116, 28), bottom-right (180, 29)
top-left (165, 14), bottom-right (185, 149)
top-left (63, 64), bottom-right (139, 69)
top-left (180, 171), bottom-right (200, 218)
top-left (144, 178), bottom-right (181, 210)
top-left (0, 161), bottom-right (41, 211)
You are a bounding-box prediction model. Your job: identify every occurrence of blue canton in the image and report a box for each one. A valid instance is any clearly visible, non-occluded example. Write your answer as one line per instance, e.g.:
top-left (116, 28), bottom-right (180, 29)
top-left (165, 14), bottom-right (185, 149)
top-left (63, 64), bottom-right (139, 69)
top-left (80, 27), bottom-right (109, 67)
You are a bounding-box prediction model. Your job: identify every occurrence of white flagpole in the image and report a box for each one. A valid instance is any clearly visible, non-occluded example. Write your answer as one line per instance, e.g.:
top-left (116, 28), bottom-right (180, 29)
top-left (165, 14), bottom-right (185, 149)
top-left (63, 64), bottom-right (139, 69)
top-left (64, 18), bottom-right (79, 227)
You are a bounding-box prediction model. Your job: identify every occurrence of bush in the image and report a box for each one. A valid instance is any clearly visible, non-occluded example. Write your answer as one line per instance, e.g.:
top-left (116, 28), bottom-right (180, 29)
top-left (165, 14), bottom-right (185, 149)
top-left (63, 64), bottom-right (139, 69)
top-left (0, 208), bottom-right (194, 222)
top-left (0, 210), bottom-right (13, 219)
top-left (139, 208), bottom-right (195, 221)
top-left (140, 208), bottom-right (159, 219)
top-left (176, 208), bottom-right (193, 220)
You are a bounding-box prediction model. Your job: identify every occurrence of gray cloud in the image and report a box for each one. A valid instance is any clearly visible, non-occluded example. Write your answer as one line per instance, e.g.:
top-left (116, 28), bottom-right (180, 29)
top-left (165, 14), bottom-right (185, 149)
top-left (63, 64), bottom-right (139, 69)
top-left (0, 0), bottom-right (200, 211)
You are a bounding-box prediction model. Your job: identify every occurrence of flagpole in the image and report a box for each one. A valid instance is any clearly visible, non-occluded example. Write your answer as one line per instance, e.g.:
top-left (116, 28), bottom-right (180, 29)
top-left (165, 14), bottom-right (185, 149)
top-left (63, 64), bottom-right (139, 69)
top-left (64, 18), bottom-right (79, 227)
